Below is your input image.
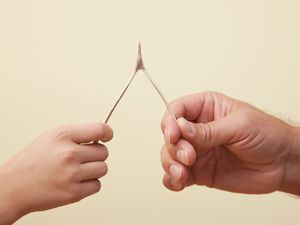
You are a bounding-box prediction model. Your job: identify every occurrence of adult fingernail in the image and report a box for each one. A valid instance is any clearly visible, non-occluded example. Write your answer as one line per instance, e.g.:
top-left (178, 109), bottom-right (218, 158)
top-left (164, 128), bottom-right (170, 144)
top-left (170, 179), bottom-right (182, 190)
top-left (177, 118), bottom-right (195, 134)
top-left (170, 164), bottom-right (181, 180)
top-left (177, 149), bottom-right (189, 165)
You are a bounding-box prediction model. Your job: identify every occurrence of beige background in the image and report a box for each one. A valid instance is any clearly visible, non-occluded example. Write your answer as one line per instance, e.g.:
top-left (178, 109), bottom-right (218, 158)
top-left (1, 0), bottom-right (300, 224)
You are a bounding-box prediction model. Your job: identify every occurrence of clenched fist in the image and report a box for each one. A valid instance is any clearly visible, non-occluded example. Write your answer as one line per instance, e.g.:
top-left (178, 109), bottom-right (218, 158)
top-left (161, 92), bottom-right (300, 195)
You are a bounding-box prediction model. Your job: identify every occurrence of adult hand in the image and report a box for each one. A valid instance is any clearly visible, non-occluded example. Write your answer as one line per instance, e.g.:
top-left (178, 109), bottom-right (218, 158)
top-left (0, 122), bottom-right (113, 225)
top-left (161, 92), bottom-right (300, 195)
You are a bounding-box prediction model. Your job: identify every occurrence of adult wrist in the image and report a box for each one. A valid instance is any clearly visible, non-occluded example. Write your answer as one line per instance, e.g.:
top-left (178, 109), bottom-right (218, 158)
top-left (279, 127), bottom-right (300, 195)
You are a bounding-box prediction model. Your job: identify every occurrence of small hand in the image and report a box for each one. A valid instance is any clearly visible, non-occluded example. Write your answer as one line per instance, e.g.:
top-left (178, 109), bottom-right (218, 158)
top-left (0, 122), bottom-right (113, 224)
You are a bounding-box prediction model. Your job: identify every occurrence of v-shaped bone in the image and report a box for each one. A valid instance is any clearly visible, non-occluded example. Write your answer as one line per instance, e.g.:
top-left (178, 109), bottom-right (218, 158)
top-left (104, 43), bottom-right (176, 124)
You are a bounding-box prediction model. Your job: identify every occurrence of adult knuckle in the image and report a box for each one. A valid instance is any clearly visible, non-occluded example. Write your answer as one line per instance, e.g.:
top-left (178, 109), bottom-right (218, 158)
top-left (238, 110), bottom-right (257, 128)
top-left (199, 123), bottom-right (213, 144)
top-left (169, 99), bottom-right (178, 107)
top-left (170, 99), bottom-right (181, 111)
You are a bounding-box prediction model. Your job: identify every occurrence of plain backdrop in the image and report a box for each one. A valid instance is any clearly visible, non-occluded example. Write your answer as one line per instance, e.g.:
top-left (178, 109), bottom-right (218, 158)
top-left (1, 0), bottom-right (300, 225)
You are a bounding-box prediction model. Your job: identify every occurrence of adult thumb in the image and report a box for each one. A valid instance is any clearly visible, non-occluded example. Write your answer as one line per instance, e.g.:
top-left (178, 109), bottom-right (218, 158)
top-left (177, 117), bottom-right (235, 152)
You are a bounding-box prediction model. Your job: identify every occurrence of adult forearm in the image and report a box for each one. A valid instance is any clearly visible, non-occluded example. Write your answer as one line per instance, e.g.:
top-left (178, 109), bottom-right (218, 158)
top-left (279, 127), bottom-right (300, 195)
